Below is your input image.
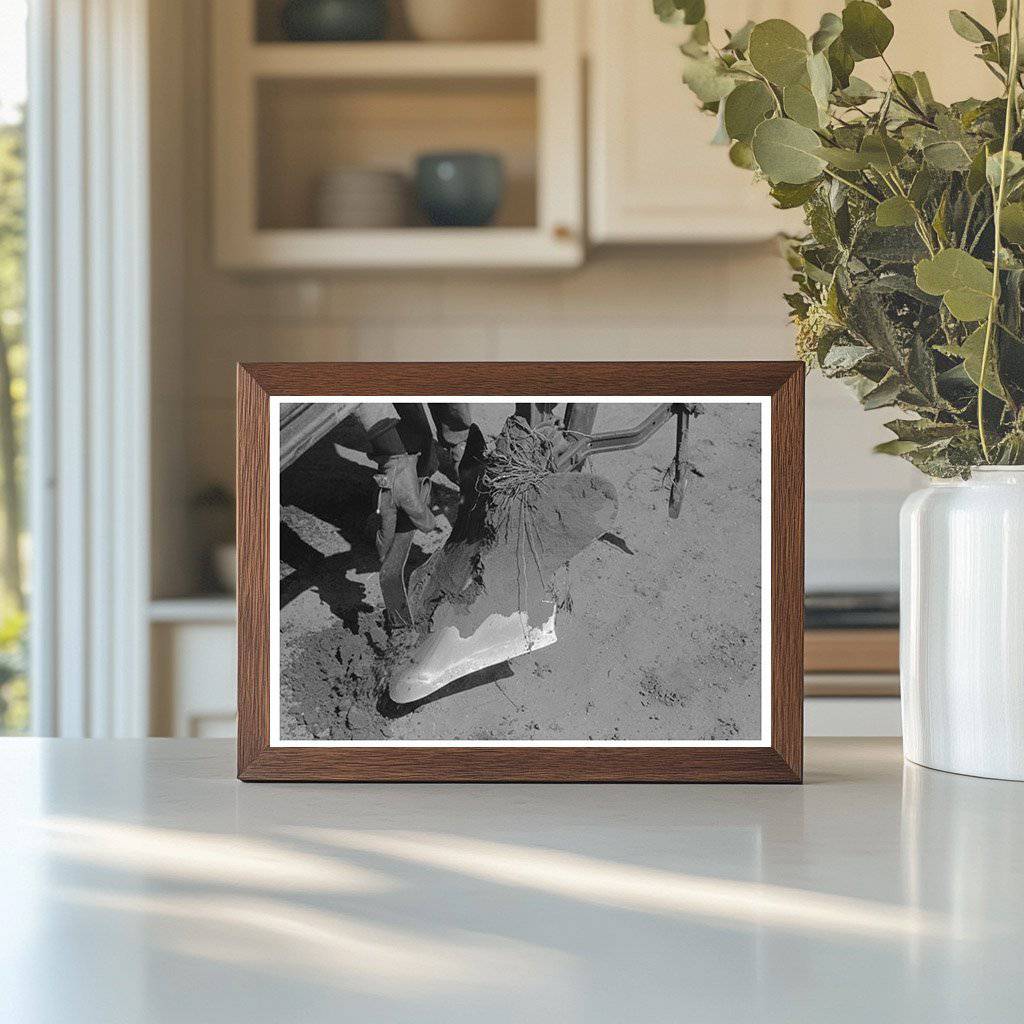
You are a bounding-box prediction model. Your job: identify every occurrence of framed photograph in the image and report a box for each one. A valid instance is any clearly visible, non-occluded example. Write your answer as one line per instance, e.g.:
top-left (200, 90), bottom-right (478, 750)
top-left (237, 362), bottom-right (804, 782)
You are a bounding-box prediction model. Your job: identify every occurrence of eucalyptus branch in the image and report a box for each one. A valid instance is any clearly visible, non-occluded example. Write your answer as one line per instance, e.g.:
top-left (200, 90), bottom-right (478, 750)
top-left (667, 2), bottom-right (1024, 474)
top-left (968, 212), bottom-right (994, 254)
top-left (880, 54), bottom-right (929, 120)
top-left (981, 59), bottom-right (1009, 87)
top-left (996, 317), bottom-right (1024, 344)
top-left (880, 169), bottom-right (906, 195)
top-left (750, 68), bottom-right (783, 116)
top-left (963, 191), bottom-right (980, 249)
top-left (822, 167), bottom-right (880, 203)
top-left (979, 0), bottom-right (1021, 462)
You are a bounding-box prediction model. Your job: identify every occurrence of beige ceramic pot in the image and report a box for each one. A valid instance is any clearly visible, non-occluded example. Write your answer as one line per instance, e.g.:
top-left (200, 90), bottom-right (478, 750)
top-left (314, 167), bottom-right (409, 228)
top-left (403, 0), bottom-right (534, 41)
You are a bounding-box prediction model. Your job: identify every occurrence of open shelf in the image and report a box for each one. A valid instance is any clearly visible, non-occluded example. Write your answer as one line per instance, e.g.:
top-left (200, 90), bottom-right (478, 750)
top-left (254, 0), bottom-right (538, 45)
top-left (257, 76), bottom-right (538, 232)
top-left (249, 42), bottom-right (544, 77)
top-left (220, 227), bottom-right (578, 269)
top-left (213, 0), bottom-right (581, 268)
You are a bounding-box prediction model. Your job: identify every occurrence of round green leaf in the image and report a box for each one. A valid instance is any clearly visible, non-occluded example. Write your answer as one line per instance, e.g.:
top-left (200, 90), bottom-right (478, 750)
top-left (948, 10), bottom-right (993, 44)
top-left (958, 325), bottom-right (1007, 398)
top-left (711, 108), bottom-right (731, 145)
top-left (986, 150), bottom-right (1024, 190)
top-left (807, 51), bottom-right (833, 109)
top-left (892, 72), bottom-right (919, 102)
top-left (828, 35), bottom-right (855, 88)
top-left (811, 12), bottom-right (843, 54)
top-left (967, 143), bottom-right (994, 194)
top-left (770, 179), bottom-right (820, 209)
top-left (1000, 202), bottom-right (1024, 243)
top-left (748, 19), bottom-right (810, 86)
top-left (723, 81), bottom-right (775, 143)
top-left (842, 1), bottom-right (894, 59)
top-left (653, 0), bottom-right (677, 23)
top-left (860, 133), bottom-right (905, 172)
top-left (924, 141), bottom-right (973, 172)
top-left (681, 55), bottom-right (736, 103)
top-left (681, 0), bottom-right (705, 25)
top-left (783, 83), bottom-right (821, 129)
top-left (654, 0), bottom-right (705, 25)
top-left (874, 439), bottom-right (922, 456)
top-left (729, 140), bottom-right (758, 170)
top-left (814, 145), bottom-right (871, 170)
top-left (724, 20), bottom-right (755, 53)
top-left (875, 196), bottom-right (918, 228)
top-left (912, 71), bottom-right (935, 103)
top-left (914, 249), bottom-right (994, 322)
top-left (836, 76), bottom-right (877, 105)
top-left (752, 117), bottom-right (826, 184)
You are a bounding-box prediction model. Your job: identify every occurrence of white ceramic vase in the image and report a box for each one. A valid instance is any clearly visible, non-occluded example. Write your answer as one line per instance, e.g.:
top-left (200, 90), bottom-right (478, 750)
top-left (900, 468), bottom-right (1024, 781)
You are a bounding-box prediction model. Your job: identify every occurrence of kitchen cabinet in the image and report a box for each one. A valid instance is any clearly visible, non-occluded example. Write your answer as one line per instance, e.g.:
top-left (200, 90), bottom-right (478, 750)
top-left (150, 602), bottom-right (236, 738)
top-left (587, 0), bottom-right (998, 244)
top-left (211, 1), bottom-right (1004, 264)
top-left (587, 1), bottom-right (812, 243)
top-left (211, 0), bottom-right (584, 269)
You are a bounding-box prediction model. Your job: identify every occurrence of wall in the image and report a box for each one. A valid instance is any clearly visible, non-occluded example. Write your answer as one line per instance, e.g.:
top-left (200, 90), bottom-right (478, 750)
top-left (152, 0), bottom-right (919, 599)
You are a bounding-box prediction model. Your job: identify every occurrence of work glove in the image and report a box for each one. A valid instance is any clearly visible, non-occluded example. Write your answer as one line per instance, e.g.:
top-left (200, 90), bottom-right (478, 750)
top-left (375, 454), bottom-right (434, 560)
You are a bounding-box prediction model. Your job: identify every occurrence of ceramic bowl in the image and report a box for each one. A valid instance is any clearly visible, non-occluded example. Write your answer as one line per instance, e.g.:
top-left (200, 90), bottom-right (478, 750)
top-left (281, 0), bottom-right (388, 42)
top-left (315, 167), bottom-right (409, 228)
top-left (415, 152), bottom-right (505, 228)
top-left (403, 0), bottom-right (533, 42)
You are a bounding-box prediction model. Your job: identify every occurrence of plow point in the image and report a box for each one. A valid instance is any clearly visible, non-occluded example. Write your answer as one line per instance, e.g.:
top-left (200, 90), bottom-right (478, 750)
top-left (388, 602), bottom-right (558, 704)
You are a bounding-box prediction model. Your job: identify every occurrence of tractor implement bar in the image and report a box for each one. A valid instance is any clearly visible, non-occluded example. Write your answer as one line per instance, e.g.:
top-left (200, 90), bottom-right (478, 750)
top-left (552, 403), bottom-right (698, 471)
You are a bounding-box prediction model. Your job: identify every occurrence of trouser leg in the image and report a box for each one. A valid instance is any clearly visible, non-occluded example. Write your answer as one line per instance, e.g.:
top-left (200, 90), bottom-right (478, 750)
top-left (350, 403), bottom-right (433, 463)
top-left (428, 402), bottom-right (472, 447)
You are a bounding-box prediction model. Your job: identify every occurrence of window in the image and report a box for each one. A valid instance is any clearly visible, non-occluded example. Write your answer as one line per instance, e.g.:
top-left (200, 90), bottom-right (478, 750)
top-left (0, 0), bottom-right (28, 734)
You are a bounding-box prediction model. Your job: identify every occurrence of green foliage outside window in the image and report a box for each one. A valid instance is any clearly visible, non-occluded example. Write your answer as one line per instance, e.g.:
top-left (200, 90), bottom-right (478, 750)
top-left (0, 110), bottom-right (28, 733)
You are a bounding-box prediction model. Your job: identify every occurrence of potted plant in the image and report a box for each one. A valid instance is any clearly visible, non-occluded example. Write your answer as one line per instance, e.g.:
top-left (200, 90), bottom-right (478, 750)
top-left (660, 0), bottom-right (1024, 779)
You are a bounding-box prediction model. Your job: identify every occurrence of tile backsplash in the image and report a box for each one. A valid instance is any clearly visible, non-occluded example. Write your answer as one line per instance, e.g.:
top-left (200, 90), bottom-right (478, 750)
top-left (170, 247), bottom-right (917, 595)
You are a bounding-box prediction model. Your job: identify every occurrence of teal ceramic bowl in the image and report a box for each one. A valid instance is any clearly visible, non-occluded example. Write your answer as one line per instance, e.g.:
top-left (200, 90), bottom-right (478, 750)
top-left (280, 0), bottom-right (387, 42)
top-left (415, 152), bottom-right (505, 228)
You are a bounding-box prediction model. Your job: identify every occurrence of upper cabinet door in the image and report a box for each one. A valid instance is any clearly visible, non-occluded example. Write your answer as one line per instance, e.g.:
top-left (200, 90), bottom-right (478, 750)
top-left (587, 1), bottom-right (1002, 245)
top-left (588, 1), bottom-right (812, 243)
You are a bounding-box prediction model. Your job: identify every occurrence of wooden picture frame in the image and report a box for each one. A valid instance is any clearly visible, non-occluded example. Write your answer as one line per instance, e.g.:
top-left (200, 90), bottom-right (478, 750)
top-left (237, 362), bottom-right (804, 782)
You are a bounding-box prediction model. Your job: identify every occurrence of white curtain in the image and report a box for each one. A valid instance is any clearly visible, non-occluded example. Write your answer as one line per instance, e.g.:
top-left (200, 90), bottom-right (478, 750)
top-left (28, 0), bottom-right (150, 736)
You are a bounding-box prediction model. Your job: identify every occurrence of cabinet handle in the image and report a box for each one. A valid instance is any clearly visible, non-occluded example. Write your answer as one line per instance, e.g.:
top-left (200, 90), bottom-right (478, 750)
top-left (553, 224), bottom-right (574, 241)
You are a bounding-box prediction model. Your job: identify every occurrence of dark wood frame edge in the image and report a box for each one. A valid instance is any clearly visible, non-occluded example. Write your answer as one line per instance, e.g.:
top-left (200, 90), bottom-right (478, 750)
top-left (237, 362), bottom-right (804, 782)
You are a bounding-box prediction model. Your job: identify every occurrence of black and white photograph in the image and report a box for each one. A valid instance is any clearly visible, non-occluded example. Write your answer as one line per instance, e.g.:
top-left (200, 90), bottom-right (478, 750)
top-left (270, 397), bottom-right (769, 745)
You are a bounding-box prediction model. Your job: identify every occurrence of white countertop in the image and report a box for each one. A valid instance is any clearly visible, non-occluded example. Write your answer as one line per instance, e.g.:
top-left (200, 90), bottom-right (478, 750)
top-left (1, 738), bottom-right (1021, 1023)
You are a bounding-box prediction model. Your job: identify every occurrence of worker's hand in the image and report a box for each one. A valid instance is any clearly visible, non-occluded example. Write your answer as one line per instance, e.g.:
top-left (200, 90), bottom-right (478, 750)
top-left (375, 453), bottom-right (435, 557)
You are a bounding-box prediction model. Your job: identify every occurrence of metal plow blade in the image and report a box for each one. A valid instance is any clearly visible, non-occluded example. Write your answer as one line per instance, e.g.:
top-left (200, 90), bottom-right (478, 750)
top-left (388, 601), bottom-right (558, 705)
top-left (387, 463), bottom-right (618, 706)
